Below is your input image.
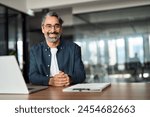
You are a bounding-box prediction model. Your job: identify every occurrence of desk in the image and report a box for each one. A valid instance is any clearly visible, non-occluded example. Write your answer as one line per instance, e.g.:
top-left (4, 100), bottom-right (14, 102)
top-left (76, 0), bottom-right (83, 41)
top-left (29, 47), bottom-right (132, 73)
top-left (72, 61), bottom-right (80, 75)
top-left (0, 83), bottom-right (150, 100)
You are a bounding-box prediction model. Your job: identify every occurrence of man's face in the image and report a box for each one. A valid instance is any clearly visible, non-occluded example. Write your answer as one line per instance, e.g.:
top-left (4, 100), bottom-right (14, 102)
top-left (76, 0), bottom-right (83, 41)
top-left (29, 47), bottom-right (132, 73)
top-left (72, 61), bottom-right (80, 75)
top-left (42, 16), bottom-right (62, 43)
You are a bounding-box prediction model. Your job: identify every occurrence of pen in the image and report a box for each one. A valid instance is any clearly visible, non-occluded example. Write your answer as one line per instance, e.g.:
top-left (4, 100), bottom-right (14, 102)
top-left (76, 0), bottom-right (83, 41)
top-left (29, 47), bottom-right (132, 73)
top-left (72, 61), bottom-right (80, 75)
top-left (73, 88), bottom-right (90, 92)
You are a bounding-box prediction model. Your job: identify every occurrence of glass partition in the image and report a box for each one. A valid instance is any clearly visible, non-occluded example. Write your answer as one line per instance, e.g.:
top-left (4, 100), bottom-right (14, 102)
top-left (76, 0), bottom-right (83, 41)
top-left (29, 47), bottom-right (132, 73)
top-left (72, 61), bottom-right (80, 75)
top-left (0, 4), bottom-right (27, 81)
top-left (0, 6), bottom-right (7, 55)
top-left (73, 5), bottom-right (150, 83)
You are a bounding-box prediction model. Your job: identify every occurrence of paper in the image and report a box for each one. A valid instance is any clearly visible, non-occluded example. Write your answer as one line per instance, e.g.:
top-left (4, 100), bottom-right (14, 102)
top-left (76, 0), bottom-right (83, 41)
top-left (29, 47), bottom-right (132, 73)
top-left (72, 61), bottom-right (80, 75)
top-left (63, 83), bottom-right (111, 92)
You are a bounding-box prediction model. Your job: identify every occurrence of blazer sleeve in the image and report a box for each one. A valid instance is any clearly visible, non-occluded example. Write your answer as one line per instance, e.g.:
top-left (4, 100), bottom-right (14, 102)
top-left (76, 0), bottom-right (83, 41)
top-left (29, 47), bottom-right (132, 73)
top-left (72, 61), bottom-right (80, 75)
top-left (29, 47), bottom-right (50, 86)
top-left (69, 45), bottom-right (86, 84)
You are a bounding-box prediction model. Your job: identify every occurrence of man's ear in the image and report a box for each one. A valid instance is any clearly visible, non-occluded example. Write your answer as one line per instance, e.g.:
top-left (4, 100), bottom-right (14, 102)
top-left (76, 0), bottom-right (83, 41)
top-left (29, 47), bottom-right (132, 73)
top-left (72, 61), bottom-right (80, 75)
top-left (41, 25), bottom-right (44, 33)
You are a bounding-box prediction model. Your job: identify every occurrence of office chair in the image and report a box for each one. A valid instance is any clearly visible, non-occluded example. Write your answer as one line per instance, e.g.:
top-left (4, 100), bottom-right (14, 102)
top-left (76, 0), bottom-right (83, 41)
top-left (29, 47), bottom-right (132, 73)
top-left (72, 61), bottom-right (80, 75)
top-left (127, 61), bottom-right (141, 81)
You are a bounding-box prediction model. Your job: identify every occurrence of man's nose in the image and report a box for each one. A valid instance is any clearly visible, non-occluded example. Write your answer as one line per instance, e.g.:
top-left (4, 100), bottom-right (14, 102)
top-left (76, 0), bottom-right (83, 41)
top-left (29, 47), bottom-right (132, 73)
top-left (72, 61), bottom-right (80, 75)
top-left (50, 27), bottom-right (55, 32)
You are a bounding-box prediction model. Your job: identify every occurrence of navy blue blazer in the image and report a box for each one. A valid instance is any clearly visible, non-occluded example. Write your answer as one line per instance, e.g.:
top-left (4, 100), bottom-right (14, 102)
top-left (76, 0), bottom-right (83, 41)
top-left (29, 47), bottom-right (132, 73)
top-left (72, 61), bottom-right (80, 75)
top-left (29, 39), bottom-right (86, 85)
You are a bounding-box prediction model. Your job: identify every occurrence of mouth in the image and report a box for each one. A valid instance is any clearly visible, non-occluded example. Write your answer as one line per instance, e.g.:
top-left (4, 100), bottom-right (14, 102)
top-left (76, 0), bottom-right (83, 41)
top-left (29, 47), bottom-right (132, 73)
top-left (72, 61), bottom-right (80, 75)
top-left (46, 31), bottom-right (61, 41)
top-left (47, 32), bottom-right (58, 35)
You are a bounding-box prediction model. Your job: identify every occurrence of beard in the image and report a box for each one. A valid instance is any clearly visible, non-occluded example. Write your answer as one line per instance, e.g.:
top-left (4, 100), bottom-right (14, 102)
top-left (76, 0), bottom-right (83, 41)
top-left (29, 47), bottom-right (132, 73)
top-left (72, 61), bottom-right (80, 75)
top-left (46, 32), bottom-right (61, 43)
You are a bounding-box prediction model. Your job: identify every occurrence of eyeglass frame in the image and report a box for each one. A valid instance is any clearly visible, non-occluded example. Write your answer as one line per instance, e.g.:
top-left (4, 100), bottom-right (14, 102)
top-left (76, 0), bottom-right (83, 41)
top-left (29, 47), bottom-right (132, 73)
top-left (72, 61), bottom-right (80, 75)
top-left (43, 23), bottom-right (61, 30)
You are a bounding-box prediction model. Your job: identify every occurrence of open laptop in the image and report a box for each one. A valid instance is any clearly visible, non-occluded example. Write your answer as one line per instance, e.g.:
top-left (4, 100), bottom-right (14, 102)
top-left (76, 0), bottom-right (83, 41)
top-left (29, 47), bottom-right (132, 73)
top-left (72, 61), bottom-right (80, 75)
top-left (0, 56), bottom-right (48, 94)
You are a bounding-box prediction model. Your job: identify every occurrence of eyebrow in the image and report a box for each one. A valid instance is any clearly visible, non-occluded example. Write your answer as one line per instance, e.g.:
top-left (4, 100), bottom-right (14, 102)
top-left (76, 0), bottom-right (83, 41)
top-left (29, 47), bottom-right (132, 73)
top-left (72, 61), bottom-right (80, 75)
top-left (45, 23), bottom-right (60, 26)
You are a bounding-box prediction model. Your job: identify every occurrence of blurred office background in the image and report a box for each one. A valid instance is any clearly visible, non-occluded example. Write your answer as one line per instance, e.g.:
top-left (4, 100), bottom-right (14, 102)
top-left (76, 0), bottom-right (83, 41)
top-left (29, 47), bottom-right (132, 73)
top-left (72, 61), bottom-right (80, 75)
top-left (1, 0), bottom-right (150, 83)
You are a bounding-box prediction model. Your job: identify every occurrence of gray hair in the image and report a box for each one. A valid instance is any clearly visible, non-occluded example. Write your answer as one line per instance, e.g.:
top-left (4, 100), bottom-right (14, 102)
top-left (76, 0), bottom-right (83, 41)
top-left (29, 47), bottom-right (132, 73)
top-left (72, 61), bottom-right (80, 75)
top-left (41, 11), bottom-right (64, 26)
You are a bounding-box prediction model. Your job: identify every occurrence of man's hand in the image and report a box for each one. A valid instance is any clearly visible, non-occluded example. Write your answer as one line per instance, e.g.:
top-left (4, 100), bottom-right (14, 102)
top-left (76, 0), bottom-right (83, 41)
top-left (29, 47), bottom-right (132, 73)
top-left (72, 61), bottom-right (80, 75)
top-left (48, 71), bottom-right (71, 86)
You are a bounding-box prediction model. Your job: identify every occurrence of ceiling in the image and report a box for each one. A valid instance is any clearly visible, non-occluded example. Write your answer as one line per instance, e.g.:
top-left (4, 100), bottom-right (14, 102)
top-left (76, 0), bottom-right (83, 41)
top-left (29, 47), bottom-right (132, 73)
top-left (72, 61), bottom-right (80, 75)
top-left (16, 0), bottom-right (150, 28)
top-left (25, 0), bottom-right (150, 15)
top-left (1, 0), bottom-right (150, 33)
top-left (28, 4), bottom-right (150, 31)
top-left (1, 0), bottom-right (150, 15)
top-left (74, 5), bottom-right (150, 24)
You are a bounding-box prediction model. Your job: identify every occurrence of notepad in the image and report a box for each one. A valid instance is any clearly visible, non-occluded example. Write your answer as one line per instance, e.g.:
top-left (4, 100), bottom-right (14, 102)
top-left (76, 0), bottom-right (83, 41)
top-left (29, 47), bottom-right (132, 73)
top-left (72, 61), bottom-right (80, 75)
top-left (63, 83), bottom-right (111, 92)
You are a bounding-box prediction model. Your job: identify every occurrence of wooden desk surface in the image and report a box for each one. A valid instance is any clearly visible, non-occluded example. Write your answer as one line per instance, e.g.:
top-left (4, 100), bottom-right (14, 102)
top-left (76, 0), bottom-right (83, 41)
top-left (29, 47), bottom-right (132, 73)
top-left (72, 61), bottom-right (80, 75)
top-left (0, 83), bottom-right (150, 100)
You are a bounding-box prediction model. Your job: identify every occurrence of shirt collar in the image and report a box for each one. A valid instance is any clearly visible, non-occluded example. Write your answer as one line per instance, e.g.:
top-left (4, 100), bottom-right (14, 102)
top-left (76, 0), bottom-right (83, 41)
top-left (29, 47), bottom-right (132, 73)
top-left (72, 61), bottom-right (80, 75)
top-left (43, 38), bottom-right (64, 51)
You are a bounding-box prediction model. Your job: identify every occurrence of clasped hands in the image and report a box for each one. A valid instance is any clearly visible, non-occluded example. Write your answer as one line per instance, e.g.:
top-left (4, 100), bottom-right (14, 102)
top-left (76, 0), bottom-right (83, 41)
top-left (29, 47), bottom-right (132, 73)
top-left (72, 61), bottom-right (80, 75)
top-left (49, 71), bottom-right (71, 87)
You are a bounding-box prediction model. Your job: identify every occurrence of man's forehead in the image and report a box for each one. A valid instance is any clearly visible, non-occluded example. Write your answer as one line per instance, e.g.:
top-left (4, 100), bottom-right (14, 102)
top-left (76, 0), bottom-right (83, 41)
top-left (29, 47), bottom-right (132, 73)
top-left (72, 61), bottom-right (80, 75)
top-left (45, 16), bottom-right (59, 23)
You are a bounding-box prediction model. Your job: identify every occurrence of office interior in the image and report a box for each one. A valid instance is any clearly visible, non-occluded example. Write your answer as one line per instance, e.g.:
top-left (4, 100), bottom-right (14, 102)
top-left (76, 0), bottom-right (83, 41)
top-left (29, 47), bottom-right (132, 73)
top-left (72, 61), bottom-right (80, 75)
top-left (1, 0), bottom-right (150, 83)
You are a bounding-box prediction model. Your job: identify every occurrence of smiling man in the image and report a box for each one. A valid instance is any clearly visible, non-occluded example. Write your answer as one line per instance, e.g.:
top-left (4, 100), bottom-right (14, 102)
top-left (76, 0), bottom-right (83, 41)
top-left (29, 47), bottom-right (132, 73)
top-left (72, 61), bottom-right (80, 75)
top-left (29, 11), bottom-right (86, 86)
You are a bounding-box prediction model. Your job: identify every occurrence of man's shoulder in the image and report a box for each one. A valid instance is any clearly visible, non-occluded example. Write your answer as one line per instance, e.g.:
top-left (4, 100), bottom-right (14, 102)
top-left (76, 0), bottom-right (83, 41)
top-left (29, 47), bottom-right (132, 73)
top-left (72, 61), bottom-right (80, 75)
top-left (63, 40), bottom-right (80, 48)
top-left (31, 41), bottom-right (45, 50)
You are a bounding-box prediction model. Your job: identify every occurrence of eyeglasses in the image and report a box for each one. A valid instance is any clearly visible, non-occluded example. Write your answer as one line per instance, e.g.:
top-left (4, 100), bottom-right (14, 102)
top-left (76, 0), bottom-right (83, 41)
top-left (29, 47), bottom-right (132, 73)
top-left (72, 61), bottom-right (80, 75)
top-left (44, 24), bottom-right (61, 30)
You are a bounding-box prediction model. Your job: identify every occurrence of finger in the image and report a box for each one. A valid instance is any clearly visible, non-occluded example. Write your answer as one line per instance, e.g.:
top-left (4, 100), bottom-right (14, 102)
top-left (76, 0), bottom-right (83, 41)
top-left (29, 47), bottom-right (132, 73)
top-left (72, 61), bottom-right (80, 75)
top-left (53, 77), bottom-right (67, 83)
top-left (52, 80), bottom-right (66, 87)
top-left (50, 76), bottom-right (70, 87)
top-left (64, 74), bottom-right (70, 81)
top-left (59, 71), bottom-right (65, 75)
top-left (64, 82), bottom-right (70, 87)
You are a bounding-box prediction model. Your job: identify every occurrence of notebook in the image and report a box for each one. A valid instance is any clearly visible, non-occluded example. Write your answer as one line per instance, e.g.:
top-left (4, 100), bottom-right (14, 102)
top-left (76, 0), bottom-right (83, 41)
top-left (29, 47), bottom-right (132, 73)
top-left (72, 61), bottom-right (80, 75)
top-left (0, 56), bottom-right (48, 94)
top-left (63, 83), bottom-right (111, 92)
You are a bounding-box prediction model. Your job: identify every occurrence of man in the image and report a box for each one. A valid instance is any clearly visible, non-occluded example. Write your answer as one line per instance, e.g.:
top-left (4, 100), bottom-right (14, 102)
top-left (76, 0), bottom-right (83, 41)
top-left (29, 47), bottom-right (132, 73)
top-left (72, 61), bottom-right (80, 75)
top-left (29, 11), bottom-right (86, 86)
top-left (128, 52), bottom-right (141, 81)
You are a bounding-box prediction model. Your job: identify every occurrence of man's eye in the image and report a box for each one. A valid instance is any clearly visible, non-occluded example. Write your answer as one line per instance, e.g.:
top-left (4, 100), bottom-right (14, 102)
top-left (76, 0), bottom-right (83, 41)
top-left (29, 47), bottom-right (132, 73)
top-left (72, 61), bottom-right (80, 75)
top-left (47, 25), bottom-right (52, 28)
top-left (55, 25), bottom-right (60, 28)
